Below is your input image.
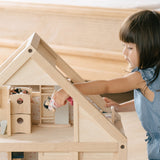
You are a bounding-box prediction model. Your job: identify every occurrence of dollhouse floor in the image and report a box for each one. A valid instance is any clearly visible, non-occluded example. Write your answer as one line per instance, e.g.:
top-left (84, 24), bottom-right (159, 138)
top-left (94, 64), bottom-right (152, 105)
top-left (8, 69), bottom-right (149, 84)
top-left (0, 126), bottom-right (74, 152)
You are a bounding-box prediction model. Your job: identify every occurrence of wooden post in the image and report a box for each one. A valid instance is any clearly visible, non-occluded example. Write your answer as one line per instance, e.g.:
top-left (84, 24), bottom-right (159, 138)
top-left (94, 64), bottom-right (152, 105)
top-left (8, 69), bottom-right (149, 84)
top-left (73, 101), bottom-right (79, 160)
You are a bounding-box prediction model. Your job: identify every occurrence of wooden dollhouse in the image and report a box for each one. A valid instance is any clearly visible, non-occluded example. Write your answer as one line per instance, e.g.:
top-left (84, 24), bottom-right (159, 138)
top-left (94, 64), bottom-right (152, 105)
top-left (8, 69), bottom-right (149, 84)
top-left (0, 33), bottom-right (127, 160)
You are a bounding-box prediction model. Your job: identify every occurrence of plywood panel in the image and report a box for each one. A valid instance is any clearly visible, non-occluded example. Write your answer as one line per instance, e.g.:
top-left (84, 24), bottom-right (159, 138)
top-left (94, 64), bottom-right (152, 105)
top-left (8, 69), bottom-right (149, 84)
top-left (79, 107), bottom-right (116, 142)
top-left (5, 59), bottom-right (58, 85)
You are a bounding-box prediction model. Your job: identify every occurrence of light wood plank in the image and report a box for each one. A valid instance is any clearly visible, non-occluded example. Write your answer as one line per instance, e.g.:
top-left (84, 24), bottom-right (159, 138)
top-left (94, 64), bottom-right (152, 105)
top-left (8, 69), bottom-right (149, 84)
top-left (0, 86), bottom-right (11, 136)
top-left (74, 101), bottom-right (79, 142)
top-left (0, 141), bottom-right (118, 152)
top-left (0, 46), bottom-right (35, 86)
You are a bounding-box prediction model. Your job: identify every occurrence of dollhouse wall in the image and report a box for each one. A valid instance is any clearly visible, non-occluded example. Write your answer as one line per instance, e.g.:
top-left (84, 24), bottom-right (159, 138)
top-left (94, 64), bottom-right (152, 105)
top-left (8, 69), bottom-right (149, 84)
top-left (0, 86), bottom-right (10, 125)
top-left (4, 59), bottom-right (58, 86)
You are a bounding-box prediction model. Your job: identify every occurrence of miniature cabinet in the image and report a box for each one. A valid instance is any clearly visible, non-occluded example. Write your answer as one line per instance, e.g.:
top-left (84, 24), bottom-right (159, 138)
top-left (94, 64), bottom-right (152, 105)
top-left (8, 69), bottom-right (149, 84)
top-left (10, 87), bottom-right (32, 134)
top-left (0, 33), bottom-right (127, 160)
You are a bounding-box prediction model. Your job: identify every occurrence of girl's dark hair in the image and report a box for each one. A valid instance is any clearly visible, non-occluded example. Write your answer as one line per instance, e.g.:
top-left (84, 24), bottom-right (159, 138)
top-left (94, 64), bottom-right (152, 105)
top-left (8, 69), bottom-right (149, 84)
top-left (119, 10), bottom-right (160, 83)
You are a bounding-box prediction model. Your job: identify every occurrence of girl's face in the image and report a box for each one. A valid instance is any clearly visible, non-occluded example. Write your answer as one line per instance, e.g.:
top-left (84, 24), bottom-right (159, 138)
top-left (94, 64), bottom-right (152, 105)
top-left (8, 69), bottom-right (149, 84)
top-left (122, 42), bottom-right (139, 68)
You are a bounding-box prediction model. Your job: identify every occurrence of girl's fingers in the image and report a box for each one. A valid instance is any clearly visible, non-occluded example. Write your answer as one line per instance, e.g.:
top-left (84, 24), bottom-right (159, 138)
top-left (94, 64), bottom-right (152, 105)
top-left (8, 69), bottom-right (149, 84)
top-left (105, 102), bottom-right (117, 107)
top-left (103, 97), bottom-right (119, 109)
top-left (103, 97), bottom-right (113, 103)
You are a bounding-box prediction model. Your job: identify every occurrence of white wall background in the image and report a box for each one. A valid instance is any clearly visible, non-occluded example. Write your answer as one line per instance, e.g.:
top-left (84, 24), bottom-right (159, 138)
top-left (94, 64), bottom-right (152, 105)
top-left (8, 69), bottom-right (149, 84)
top-left (1, 0), bottom-right (160, 9)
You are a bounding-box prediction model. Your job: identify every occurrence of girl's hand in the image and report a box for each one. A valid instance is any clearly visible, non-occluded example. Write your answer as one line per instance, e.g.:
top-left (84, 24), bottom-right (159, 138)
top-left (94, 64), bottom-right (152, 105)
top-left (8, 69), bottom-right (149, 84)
top-left (103, 97), bottom-right (120, 112)
top-left (53, 89), bottom-right (70, 107)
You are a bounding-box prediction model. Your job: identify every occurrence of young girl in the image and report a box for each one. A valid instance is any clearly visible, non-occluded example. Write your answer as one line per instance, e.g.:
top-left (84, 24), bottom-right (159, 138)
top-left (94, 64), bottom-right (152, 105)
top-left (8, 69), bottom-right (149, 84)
top-left (53, 10), bottom-right (160, 160)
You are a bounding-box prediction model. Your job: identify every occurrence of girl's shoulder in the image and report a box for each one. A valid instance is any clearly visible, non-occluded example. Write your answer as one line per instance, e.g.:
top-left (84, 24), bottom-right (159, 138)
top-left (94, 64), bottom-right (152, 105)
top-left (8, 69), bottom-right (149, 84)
top-left (132, 67), bottom-right (156, 83)
top-left (132, 66), bottom-right (160, 91)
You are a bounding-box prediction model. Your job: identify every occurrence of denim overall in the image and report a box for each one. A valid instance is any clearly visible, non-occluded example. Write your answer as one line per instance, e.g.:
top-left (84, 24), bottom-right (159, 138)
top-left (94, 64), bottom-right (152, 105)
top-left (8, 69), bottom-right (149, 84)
top-left (133, 67), bottom-right (160, 160)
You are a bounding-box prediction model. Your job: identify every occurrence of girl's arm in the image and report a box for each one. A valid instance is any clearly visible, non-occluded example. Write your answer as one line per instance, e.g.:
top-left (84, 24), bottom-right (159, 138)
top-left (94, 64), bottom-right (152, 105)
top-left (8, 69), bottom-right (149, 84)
top-left (74, 71), bottom-right (144, 95)
top-left (53, 71), bottom-right (144, 107)
top-left (103, 97), bottom-right (135, 112)
top-left (119, 99), bottom-right (135, 112)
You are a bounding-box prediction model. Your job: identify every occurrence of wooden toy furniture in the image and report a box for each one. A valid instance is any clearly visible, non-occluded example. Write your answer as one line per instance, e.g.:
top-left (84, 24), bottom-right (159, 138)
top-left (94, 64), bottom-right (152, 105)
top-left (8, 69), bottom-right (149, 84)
top-left (0, 33), bottom-right (127, 160)
top-left (10, 87), bottom-right (32, 134)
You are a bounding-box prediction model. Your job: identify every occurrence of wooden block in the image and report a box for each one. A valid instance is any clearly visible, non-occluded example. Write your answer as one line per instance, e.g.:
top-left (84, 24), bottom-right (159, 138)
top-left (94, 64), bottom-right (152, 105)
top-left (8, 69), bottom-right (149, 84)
top-left (11, 114), bottom-right (31, 134)
top-left (10, 94), bottom-right (31, 114)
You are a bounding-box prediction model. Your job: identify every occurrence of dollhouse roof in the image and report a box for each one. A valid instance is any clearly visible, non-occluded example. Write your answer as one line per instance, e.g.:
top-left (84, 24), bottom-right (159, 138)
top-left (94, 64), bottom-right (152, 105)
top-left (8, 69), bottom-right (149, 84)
top-left (0, 34), bottom-right (58, 86)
